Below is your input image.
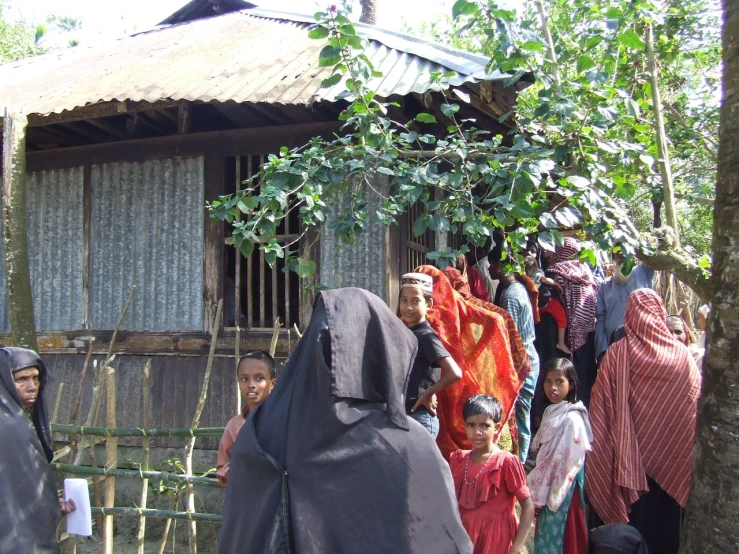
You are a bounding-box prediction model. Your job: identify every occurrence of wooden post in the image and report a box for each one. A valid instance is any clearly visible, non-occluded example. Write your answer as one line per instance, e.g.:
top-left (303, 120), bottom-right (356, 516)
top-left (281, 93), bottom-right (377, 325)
top-left (136, 360), bottom-right (151, 554)
top-left (186, 299), bottom-right (223, 554)
top-left (103, 367), bottom-right (117, 554)
top-left (269, 317), bottom-right (281, 358)
top-left (235, 158), bottom-right (242, 415)
top-left (2, 108), bottom-right (38, 351)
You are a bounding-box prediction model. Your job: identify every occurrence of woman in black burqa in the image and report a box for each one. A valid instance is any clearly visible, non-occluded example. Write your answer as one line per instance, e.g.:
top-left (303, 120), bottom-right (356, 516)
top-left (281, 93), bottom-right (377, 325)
top-left (0, 347), bottom-right (62, 553)
top-left (218, 288), bottom-right (473, 554)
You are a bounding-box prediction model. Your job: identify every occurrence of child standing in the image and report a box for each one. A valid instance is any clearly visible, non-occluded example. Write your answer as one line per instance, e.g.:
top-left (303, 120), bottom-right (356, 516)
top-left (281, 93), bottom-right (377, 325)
top-left (449, 394), bottom-right (535, 554)
top-left (527, 358), bottom-right (592, 553)
top-left (215, 350), bottom-right (276, 487)
top-left (399, 272), bottom-right (463, 438)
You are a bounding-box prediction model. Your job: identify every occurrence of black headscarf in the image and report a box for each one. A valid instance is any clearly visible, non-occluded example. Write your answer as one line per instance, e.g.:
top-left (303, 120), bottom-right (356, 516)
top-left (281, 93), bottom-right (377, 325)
top-left (0, 347), bottom-right (61, 553)
top-left (218, 288), bottom-right (472, 554)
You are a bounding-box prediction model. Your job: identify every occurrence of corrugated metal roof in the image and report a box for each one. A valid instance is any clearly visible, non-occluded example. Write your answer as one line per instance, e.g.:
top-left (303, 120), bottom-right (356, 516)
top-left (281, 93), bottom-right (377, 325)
top-left (0, 8), bottom-right (511, 117)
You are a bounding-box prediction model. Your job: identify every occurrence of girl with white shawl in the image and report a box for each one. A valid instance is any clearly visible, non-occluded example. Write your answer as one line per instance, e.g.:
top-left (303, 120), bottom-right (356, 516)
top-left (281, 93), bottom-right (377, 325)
top-left (527, 358), bottom-right (592, 554)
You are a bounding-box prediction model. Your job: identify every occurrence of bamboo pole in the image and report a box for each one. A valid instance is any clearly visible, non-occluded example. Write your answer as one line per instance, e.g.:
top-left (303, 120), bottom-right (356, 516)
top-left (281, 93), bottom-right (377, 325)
top-left (293, 323), bottom-right (302, 340)
top-left (106, 285), bottom-right (136, 363)
top-left (235, 159), bottom-right (242, 416)
top-left (53, 424), bottom-right (225, 438)
top-left (157, 495), bottom-right (179, 554)
top-left (93, 507), bottom-right (221, 523)
top-left (52, 463), bottom-right (222, 488)
top-left (67, 341), bottom-right (95, 460)
top-left (269, 317), bottom-right (281, 358)
top-left (52, 383), bottom-right (65, 424)
top-left (136, 360), bottom-right (151, 554)
top-left (72, 360), bottom-right (108, 465)
top-left (186, 299), bottom-right (223, 554)
top-left (103, 367), bottom-right (117, 554)
top-left (646, 22), bottom-right (680, 246)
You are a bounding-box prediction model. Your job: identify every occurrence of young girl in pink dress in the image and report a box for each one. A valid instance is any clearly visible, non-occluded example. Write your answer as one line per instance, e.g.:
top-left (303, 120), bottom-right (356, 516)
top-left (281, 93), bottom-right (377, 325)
top-left (450, 394), bottom-right (535, 554)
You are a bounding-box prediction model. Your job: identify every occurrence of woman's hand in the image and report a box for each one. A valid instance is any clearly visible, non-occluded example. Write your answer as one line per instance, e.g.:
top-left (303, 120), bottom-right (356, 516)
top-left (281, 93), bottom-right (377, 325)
top-left (60, 498), bottom-right (76, 515)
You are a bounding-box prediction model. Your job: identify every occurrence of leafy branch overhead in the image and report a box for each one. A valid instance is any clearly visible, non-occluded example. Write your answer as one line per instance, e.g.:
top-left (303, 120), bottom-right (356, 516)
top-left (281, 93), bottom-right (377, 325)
top-left (208, 1), bottom-right (716, 296)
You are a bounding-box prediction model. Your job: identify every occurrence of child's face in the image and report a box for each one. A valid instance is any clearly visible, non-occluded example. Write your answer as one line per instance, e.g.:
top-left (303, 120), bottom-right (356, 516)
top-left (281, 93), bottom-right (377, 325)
top-left (238, 359), bottom-right (275, 410)
top-left (667, 318), bottom-right (689, 345)
top-left (543, 369), bottom-right (571, 405)
top-left (464, 414), bottom-right (497, 450)
top-left (399, 287), bottom-right (431, 326)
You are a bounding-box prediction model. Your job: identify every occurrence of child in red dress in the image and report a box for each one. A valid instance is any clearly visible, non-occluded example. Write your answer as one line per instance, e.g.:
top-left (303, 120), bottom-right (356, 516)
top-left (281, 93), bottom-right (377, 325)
top-left (450, 394), bottom-right (535, 554)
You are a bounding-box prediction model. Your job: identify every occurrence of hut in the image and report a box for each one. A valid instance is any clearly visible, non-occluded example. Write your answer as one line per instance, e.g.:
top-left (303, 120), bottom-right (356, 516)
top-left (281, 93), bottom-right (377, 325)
top-left (0, 0), bottom-right (527, 447)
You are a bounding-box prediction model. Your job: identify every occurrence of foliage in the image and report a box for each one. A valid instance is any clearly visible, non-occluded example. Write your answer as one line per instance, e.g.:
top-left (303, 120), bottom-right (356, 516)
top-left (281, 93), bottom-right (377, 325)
top-left (209, 1), bottom-right (718, 284)
top-left (0, 1), bottom-right (45, 63)
top-left (410, 0), bottom-right (719, 258)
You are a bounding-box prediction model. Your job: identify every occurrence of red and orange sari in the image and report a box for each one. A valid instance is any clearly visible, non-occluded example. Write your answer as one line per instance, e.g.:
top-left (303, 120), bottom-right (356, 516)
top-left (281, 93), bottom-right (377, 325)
top-left (416, 265), bottom-right (523, 459)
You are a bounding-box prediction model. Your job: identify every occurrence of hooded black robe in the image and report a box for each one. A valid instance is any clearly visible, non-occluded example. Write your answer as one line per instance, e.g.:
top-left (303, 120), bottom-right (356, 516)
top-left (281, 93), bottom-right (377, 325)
top-left (0, 347), bottom-right (61, 554)
top-left (218, 288), bottom-right (472, 554)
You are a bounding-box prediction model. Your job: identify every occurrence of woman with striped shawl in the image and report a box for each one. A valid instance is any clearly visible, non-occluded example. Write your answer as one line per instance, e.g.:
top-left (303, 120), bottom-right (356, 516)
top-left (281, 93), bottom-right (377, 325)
top-left (586, 289), bottom-right (701, 554)
top-left (545, 238), bottom-right (598, 406)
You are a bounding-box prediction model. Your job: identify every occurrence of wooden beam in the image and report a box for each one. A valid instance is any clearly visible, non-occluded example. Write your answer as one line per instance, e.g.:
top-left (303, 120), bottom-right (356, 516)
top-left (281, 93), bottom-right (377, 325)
top-left (178, 101), bottom-right (190, 134)
top-left (245, 102), bottom-right (293, 126)
top-left (86, 118), bottom-right (130, 140)
top-left (157, 109), bottom-right (178, 125)
top-left (35, 125), bottom-right (87, 146)
top-left (203, 146), bottom-right (224, 334)
top-left (212, 102), bottom-right (255, 128)
top-left (18, 100), bottom-right (183, 127)
top-left (64, 122), bottom-right (109, 143)
top-left (27, 121), bottom-right (342, 171)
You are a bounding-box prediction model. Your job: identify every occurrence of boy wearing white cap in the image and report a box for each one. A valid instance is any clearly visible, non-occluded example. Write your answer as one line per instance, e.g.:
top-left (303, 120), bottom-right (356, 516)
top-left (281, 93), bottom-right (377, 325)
top-left (399, 273), bottom-right (463, 438)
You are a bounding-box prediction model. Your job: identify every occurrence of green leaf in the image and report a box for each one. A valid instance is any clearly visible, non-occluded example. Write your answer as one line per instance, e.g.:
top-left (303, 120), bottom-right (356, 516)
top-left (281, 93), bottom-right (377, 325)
top-left (440, 103), bottom-right (460, 118)
top-left (576, 55), bottom-right (595, 73)
top-left (539, 213), bottom-right (558, 229)
top-left (239, 240), bottom-right (254, 258)
top-left (376, 166), bottom-right (395, 176)
top-left (413, 214), bottom-right (429, 237)
top-left (308, 26), bottom-right (329, 39)
top-left (565, 175), bottom-right (590, 189)
top-left (521, 40), bottom-right (543, 53)
top-left (416, 113), bottom-right (437, 124)
top-left (452, 0), bottom-right (478, 19)
top-left (618, 29), bottom-right (646, 51)
top-left (321, 73), bottom-right (342, 88)
top-left (318, 45), bottom-right (342, 67)
top-left (625, 98), bottom-right (641, 117)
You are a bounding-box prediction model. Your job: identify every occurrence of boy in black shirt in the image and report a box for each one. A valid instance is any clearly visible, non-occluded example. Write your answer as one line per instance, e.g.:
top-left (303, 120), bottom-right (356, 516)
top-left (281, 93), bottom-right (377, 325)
top-left (399, 273), bottom-right (463, 438)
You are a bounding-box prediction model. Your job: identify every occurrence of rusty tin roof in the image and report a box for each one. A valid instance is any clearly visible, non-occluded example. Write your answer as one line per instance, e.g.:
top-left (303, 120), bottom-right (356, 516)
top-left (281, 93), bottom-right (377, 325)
top-left (0, 8), bottom-right (512, 117)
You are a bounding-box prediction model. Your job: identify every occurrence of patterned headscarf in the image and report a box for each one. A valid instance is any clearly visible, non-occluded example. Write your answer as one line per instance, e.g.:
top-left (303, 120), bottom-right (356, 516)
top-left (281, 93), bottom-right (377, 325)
top-left (586, 289), bottom-right (702, 523)
top-left (546, 238), bottom-right (597, 350)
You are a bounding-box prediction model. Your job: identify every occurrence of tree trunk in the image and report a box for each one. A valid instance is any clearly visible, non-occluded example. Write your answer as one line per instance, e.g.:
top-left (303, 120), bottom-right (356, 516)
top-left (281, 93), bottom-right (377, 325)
top-left (2, 108), bottom-right (38, 351)
top-left (359, 0), bottom-right (377, 25)
top-left (680, 0), bottom-right (739, 551)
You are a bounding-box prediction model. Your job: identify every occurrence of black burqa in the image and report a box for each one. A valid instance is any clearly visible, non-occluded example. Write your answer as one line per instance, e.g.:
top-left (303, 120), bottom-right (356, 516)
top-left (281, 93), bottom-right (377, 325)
top-left (218, 288), bottom-right (473, 554)
top-left (0, 347), bottom-right (61, 554)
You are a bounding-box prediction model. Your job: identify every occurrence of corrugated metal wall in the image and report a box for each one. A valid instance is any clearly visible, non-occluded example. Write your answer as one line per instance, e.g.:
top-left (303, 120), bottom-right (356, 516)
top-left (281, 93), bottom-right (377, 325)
top-left (0, 167), bottom-right (85, 331)
top-left (89, 157), bottom-right (204, 331)
top-left (320, 176), bottom-right (388, 300)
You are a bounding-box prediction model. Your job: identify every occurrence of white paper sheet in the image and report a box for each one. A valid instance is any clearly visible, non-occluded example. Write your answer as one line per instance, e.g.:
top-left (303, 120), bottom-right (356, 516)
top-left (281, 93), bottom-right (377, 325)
top-left (64, 478), bottom-right (92, 536)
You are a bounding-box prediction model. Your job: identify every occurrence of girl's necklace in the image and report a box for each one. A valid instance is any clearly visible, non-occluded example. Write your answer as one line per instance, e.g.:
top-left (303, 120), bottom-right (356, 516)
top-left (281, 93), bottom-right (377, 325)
top-left (463, 450), bottom-right (495, 486)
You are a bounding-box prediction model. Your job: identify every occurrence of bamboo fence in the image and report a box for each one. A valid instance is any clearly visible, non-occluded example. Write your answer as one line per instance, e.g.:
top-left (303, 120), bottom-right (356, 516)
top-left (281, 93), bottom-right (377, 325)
top-left (50, 299), bottom-right (288, 552)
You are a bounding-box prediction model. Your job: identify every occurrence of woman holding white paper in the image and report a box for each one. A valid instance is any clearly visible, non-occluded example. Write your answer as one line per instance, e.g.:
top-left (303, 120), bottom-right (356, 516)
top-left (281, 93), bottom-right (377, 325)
top-left (0, 347), bottom-right (73, 553)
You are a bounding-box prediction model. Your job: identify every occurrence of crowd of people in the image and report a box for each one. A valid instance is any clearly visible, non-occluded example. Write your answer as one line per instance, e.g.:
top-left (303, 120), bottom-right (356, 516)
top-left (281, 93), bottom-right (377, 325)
top-left (215, 234), bottom-right (704, 554)
top-left (3, 234), bottom-right (705, 554)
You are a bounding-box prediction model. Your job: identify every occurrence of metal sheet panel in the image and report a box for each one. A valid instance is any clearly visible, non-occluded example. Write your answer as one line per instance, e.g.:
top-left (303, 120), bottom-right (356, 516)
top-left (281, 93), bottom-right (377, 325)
top-left (0, 167), bottom-right (84, 332)
top-left (89, 157), bottom-right (204, 331)
top-left (0, 9), bottom-right (512, 116)
top-left (320, 176), bottom-right (388, 300)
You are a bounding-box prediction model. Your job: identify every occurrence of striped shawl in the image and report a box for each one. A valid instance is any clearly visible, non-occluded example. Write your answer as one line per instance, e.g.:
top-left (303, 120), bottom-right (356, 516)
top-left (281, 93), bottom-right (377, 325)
top-left (585, 289), bottom-right (702, 523)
